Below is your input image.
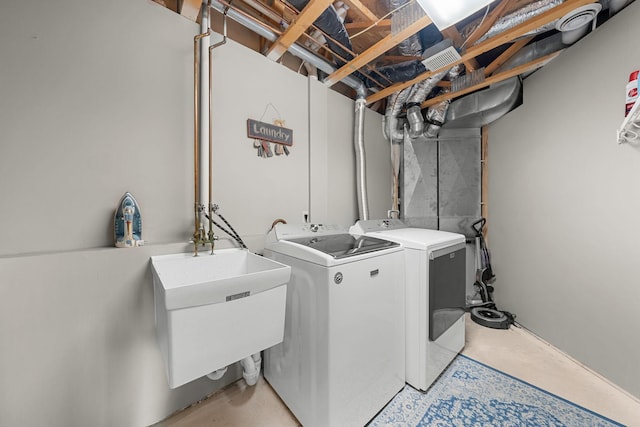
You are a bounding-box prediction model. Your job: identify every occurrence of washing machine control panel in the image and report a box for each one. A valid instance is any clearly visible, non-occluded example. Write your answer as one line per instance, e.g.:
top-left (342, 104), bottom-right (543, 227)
top-left (271, 223), bottom-right (348, 240)
top-left (350, 219), bottom-right (407, 235)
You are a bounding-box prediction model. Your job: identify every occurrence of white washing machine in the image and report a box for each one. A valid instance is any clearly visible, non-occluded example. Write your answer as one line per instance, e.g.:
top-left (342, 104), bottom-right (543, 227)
top-left (263, 223), bottom-right (405, 427)
top-left (351, 219), bottom-right (466, 391)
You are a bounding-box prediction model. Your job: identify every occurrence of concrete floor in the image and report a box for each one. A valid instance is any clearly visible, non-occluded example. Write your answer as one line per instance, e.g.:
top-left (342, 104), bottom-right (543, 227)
top-left (157, 315), bottom-right (640, 426)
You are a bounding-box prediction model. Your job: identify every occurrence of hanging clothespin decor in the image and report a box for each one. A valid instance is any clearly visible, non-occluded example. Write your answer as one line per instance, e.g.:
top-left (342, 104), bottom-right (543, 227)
top-left (247, 103), bottom-right (293, 159)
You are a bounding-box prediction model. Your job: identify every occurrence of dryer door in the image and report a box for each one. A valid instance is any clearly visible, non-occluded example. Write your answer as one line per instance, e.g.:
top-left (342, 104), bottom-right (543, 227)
top-left (429, 243), bottom-right (466, 341)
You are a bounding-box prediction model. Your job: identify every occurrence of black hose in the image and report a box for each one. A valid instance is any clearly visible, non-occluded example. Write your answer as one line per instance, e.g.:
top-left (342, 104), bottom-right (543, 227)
top-left (204, 213), bottom-right (247, 249)
top-left (216, 211), bottom-right (247, 249)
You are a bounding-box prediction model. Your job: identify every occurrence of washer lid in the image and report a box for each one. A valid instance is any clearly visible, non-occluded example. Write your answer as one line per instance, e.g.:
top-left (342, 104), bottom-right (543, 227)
top-left (287, 233), bottom-right (399, 259)
top-left (366, 227), bottom-right (465, 250)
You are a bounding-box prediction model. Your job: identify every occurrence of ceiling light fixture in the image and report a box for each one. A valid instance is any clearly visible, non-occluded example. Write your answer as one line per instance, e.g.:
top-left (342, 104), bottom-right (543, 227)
top-left (415, 0), bottom-right (494, 30)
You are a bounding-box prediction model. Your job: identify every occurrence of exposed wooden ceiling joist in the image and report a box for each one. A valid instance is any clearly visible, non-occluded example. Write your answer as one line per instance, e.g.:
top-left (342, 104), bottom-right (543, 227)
top-left (420, 50), bottom-right (562, 108)
top-left (180, 0), bottom-right (201, 21)
top-left (483, 36), bottom-right (533, 75)
top-left (440, 28), bottom-right (480, 72)
top-left (463, 0), bottom-right (516, 47)
top-left (365, 0), bottom-right (598, 104)
top-left (341, 0), bottom-right (379, 21)
top-left (377, 55), bottom-right (421, 63)
top-left (345, 19), bottom-right (391, 33)
top-left (324, 13), bottom-right (433, 86)
top-left (265, 0), bottom-right (335, 61)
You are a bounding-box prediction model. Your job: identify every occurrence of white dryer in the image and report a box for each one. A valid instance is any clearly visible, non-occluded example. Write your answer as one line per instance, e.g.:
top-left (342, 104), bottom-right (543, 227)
top-left (351, 219), bottom-right (466, 391)
top-left (263, 223), bottom-right (405, 427)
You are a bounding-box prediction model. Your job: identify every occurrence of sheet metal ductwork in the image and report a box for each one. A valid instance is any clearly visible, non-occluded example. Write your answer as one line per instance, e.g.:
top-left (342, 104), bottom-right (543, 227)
top-left (495, 32), bottom-right (566, 74)
top-left (442, 31), bottom-right (570, 129)
top-left (443, 76), bottom-right (523, 129)
top-left (402, 128), bottom-right (481, 237)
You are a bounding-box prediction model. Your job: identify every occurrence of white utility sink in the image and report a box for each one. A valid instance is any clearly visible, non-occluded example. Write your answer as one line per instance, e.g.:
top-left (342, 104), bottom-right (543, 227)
top-left (152, 249), bottom-right (291, 310)
top-left (151, 248), bottom-right (291, 388)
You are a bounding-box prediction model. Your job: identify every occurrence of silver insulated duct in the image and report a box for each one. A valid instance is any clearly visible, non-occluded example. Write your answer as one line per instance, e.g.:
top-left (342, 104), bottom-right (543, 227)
top-left (354, 96), bottom-right (369, 220)
top-left (468, 0), bottom-right (565, 45)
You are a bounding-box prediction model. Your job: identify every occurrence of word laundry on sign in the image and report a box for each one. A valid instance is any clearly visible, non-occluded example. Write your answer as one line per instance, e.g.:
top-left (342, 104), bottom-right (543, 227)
top-left (249, 118), bottom-right (292, 158)
top-left (247, 119), bottom-right (293, 146)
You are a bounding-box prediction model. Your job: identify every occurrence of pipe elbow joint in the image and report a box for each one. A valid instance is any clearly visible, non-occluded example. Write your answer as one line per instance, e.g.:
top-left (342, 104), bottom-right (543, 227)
top-left (383, 115), bottom-right (405, 144)
top-left (240, 355), bottom-right (260, 386)
top-left (406, 105), bottom-right (425, 138)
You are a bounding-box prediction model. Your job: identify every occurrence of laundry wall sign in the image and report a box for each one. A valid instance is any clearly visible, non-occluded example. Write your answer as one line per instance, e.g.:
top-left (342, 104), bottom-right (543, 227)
top-left (247, 119), bottom-right (293, 146)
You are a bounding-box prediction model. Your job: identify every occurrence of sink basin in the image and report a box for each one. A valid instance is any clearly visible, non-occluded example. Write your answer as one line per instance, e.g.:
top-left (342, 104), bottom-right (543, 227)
top-left (150, 248), bottom-right (291, 388)
top-left (152, 248), bottom-right (291, 310)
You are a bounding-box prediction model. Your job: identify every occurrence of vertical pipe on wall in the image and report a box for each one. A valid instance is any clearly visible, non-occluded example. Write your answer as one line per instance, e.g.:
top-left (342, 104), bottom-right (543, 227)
top-left (208, 4), bottom-right (228, 250)
top-left (354, 90), bottom-right (369, 220)
top-left (207, 3), bottom-right (214, 247)
top-left (200, 1), bottom-right (210, 227)
top-left (193, 4), bottom-right (211, 253)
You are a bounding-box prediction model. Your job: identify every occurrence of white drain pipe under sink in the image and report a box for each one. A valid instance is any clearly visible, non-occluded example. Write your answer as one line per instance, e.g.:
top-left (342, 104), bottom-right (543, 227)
top-left (205, 353), bottom-right (262, 385)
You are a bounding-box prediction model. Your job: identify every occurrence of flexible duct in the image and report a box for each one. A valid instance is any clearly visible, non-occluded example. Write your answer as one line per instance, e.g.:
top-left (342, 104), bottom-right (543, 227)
top-left (405, 66), bottom-right (459, 138)
top-left (388, 0), bottom-right (423, 56)
top-left (383, 87), bottom-right (412, 144)
top-left (424, 97), bottom-right (451, 138)
top-left (354, 96), bottom-right (369, 220)
top-left (468, 0), bottom-right (565, 45)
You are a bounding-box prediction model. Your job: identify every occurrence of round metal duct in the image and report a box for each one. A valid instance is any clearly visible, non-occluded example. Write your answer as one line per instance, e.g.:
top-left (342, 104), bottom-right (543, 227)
top-left (555, 3), bottom-right (602, 44)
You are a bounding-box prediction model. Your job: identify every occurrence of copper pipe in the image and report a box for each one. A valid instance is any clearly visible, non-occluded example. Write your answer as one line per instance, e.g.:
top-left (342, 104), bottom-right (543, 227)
top-left (193, 17), bottom-right (211, 255)
top-left (208, 3), bottom-right (228, 253)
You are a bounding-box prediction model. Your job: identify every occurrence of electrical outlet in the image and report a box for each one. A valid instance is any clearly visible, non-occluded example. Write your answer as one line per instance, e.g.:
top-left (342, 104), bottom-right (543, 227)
top-left (302, 210), bottom-right (309, 223)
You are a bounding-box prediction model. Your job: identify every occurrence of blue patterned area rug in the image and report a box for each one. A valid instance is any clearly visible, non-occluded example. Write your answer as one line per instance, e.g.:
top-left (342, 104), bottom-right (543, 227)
top-left (369, 354), bottom-right (624, 427)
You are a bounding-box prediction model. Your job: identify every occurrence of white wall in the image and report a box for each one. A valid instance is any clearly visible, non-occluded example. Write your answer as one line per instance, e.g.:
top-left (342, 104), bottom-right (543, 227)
top-left (210, 37), bottom-right (310, 248)
top-left (309, 79), bottom-right (392, 225)
top-left (488, 1), bottom-right (640, 399)
top-left (0, 1), bottom-right (391, 425)
top-left (0, 0), bottom-right (195, 255)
